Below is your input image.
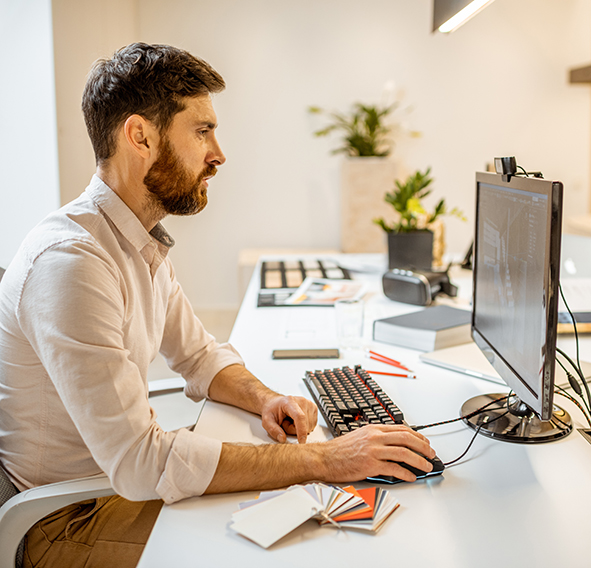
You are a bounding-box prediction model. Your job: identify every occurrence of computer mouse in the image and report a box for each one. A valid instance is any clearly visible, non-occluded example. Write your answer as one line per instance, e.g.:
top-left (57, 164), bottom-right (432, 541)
top-left (366, 454), bottom-right (445, 485)
top-left (399, 454), bottom-right (445, 477)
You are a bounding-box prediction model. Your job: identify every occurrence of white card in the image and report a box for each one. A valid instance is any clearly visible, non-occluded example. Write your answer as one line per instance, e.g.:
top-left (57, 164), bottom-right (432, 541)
top-left (230, 487), bottom-right (321, 548)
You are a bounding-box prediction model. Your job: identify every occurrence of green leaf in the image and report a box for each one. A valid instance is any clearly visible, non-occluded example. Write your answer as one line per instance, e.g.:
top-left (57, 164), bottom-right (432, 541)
top-left (377, 167), bottom-right (466, 233)
top-left (407, 197), bottom-right (426, 216)
top-left (307, 101), bottom-right (394, 157)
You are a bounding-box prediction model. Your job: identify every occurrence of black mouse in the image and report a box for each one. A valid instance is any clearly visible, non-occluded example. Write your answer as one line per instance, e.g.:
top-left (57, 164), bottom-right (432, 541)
top-left (366, 454), bottom-right (445, 485)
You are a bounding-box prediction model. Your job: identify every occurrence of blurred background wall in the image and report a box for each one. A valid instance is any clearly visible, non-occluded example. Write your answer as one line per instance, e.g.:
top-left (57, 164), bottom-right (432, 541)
top-left (1, 0), bottom-right (590, 314)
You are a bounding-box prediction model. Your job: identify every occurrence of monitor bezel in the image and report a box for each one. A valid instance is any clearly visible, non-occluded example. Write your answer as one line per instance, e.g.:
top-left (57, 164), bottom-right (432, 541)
top-left (471, 171), bottom-right (563, 421)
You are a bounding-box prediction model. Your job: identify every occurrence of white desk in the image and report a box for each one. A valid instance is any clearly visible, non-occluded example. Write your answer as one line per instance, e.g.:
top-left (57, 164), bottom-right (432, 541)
top-left (139, 254), bottom-right (591, 568)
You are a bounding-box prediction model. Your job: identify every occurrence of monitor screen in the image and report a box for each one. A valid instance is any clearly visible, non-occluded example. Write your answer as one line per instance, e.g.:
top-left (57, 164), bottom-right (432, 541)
top-left (471, 172), bottom-right (563, 421)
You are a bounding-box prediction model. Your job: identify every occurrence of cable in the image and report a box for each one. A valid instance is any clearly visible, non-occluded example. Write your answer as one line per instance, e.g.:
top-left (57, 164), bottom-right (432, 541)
top-left (443, 423), bottom-right (484, 467)
top-left (412, 395), bottom-right (510, 467)
top-left (414, 364), bottom-right (591, 467)
top-left (556, 347), bottom-right (591, 414)
top-left (557, 282), bottom-right (591, 414)
top-left (443, 411), bottom-right (509, 467)
top-left (555, 356), bottom-right (591, 418)
top-left (559, 282), bottom-right (582, 373)
top-left (413, 394), bottom-right (509, 431)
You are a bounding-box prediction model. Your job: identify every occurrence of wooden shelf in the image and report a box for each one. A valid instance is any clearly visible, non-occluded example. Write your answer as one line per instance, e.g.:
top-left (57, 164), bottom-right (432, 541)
top-left (569, 64), bottom-right (591, 84)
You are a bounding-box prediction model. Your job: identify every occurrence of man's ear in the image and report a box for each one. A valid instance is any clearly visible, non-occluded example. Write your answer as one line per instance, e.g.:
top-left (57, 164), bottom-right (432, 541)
top-left (123, 115), bottom-right (158, 159)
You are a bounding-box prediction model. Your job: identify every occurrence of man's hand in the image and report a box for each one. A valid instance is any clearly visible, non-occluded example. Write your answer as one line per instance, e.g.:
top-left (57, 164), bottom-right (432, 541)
top-left (207, 364), bottom-right (318, 443)
top-left (261, 395), bottom-right (318, 444)
top-left (318, 424), bottom-right (436, 483)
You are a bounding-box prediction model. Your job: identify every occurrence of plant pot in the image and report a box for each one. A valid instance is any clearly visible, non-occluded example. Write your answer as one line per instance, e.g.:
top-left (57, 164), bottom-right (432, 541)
top-left (340, 157), bottom-right (397, 253)
top-left (387, 230), bottom-right (433, 270)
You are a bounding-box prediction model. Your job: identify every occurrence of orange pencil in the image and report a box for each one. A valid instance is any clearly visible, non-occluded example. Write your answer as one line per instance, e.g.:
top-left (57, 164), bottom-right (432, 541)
top-left (367, 369), bottom-right (417, 379)
top-left (366, 349), bottom-right (411, 372)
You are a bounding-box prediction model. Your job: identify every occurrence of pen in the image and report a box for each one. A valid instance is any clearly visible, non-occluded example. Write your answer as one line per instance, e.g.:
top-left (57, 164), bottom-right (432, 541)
top-left (366, 370), bottom-right (417, 379)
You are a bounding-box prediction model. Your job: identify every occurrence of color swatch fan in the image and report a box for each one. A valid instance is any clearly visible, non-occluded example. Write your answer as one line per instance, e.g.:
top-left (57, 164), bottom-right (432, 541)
top-left (230, 483), bottom-right (399, 548)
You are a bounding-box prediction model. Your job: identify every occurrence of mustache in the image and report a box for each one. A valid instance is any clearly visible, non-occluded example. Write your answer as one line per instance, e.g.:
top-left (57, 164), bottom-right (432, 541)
top-left (200, 165), bottom-right (217, 181)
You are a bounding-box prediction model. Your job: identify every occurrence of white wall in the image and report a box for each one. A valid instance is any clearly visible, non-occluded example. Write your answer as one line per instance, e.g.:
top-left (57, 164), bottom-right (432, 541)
top-left (0, 0), bottom-right (60, 268)
top-left (135, 0), bottom-right (591, 309)
top-left (52, 0), bottom-right (139, 206)
top-left (47, 0), bottom-right (591, 309)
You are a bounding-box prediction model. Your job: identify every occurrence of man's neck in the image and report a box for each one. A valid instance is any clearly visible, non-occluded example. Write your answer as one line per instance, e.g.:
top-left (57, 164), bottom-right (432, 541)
top-left (96, 164), bottom-right (165, 232)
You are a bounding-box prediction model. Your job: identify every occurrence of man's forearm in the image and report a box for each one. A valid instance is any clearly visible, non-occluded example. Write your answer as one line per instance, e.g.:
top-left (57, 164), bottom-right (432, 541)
top-left (204, 425), bottom-right (437, 494)
top-left (208, 364), bottom-right (276, 415)
top-left (204, 441), bottom-right (324, 494)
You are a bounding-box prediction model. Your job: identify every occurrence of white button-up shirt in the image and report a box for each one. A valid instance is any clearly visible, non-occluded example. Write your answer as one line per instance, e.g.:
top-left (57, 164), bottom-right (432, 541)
top-left (0, 175), bottom-right (243, 503)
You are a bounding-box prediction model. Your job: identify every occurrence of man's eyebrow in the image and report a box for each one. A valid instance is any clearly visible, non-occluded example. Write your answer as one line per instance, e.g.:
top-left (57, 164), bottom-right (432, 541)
top-left (195, 121), bottom-right (218, 130)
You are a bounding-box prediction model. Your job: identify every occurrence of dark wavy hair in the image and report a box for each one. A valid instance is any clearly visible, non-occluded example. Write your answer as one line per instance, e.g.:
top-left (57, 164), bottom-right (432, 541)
top-left (82, 43), bottom-right (225, 164)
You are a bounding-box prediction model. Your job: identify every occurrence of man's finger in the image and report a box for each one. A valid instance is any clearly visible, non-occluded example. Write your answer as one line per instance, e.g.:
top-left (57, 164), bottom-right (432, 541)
top-left (283, 403), bottom-right (311, 444)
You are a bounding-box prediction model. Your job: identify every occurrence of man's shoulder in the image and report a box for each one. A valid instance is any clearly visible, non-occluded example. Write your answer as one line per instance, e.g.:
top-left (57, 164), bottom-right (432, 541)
top-left (23, 193), bottom-right (106, 261)
top-left (8, 192), bottom-right (125, 293)
top-left (0, 196), bottom-right (119, 316)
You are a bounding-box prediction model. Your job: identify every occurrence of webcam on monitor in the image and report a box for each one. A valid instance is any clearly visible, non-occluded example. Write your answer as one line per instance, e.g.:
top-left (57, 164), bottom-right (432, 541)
top-left (494, 156), bottom-right (517, 180)
top-left (494, 156), bottom-right (543, 182)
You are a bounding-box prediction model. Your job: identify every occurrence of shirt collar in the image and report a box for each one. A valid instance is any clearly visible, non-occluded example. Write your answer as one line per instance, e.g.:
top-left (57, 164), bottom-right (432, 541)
top-left (85, 174), bottom-right (175, 253)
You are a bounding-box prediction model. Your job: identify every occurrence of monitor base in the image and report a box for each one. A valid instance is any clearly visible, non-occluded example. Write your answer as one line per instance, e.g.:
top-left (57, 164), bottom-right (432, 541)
top-left (461, 393), bottom-right (572, 443)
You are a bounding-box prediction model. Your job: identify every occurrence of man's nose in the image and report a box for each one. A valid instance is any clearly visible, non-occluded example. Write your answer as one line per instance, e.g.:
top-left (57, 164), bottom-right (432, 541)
top-left (208, 137), bottom-right (226, 166)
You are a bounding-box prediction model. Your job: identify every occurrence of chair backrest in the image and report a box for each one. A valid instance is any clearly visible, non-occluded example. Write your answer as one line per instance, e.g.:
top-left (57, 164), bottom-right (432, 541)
top-left (0, 466), bottom-right (19, 506)
top-left (0, 465), bottom-right (24, 568)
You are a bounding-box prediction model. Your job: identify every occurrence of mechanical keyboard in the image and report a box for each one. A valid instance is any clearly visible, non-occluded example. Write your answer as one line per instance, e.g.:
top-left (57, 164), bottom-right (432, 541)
top-left (303, 365), bottom-right (445, 484)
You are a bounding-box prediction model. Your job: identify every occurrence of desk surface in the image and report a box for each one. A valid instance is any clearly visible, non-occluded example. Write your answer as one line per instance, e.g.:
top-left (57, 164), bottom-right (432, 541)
top-left (139, 254), bottom-right (591, 568)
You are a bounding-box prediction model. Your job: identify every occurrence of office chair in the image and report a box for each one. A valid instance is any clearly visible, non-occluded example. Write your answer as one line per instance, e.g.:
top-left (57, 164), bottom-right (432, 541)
top-left (0, 377), bottom-right (186, 568)
top-left (0, 471), bottom-right (115, 568)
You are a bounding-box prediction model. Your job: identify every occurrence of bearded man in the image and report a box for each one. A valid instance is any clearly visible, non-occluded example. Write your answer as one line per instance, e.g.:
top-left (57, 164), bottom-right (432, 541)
top-left (0, 43), bottom-right (435, 568)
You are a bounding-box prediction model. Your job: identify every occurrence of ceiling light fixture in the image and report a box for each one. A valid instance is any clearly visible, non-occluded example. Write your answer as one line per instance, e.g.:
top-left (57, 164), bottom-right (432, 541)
top-left (433, 0), bottom-right (496, 34)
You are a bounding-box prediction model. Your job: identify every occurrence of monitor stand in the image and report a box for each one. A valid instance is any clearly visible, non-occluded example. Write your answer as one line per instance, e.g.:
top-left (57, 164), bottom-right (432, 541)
top-left (461, 393), bottom-right (572, 443)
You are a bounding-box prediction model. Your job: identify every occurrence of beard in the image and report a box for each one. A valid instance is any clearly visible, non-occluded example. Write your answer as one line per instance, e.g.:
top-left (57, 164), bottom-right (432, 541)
top-left (144, 136), bottom-right (217, 217)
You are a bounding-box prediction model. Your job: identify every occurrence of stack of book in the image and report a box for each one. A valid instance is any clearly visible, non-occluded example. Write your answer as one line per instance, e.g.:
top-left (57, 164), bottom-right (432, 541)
top-left (230, 483), bottom-right (399, 548)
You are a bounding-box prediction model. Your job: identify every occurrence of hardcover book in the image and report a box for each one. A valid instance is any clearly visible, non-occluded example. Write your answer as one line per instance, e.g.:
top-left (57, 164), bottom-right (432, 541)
top-left (373, 305), bottom-right (472, 351)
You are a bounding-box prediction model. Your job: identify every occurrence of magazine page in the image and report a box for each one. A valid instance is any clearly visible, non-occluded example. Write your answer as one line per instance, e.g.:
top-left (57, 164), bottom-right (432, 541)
top-left (284, 278), bottom-right (367, 306)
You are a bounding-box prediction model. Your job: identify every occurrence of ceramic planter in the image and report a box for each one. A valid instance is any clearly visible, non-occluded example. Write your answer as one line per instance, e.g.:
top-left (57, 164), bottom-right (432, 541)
top-left (340, 157), bottom-right (397, 253)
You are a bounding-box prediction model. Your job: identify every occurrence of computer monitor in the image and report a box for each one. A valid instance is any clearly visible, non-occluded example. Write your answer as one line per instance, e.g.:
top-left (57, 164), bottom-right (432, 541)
top-left (461, 171), bottom-right (573, 443)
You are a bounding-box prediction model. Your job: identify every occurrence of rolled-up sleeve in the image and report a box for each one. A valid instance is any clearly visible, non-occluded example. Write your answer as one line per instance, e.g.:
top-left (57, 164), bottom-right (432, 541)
top-left (155, 429), bottom-right (222, 503)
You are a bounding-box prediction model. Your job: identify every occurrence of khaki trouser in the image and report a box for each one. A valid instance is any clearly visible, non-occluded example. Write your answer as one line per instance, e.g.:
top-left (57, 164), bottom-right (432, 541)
top-left (24, 495), bottom-right (163, 568)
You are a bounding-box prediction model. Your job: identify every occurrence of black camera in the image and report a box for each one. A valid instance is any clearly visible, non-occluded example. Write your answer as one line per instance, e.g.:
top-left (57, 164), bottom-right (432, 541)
top-left (382, 268), bottom-right (458, 306)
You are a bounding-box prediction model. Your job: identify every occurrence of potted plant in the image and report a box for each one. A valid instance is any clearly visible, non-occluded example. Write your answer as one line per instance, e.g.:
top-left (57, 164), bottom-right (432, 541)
top-left (308, 103), bottom-right (396, 157)
top-left (309, 102), bottom-right (407, 253)
top-left (373, 168), bottom-right (465, 269)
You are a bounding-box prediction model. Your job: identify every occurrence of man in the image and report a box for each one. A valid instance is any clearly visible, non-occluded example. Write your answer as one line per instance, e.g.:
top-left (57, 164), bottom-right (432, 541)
top-left (0, 43), bottom-right (435, 567)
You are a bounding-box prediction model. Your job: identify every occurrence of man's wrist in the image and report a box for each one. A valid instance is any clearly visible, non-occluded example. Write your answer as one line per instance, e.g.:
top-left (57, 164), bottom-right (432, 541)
top-left (298, 442), bottom-right (329, 482)
top-left (257, 388), bottom-right (283, 414)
